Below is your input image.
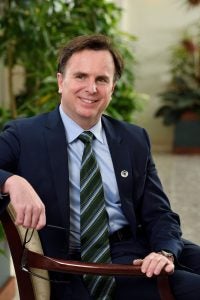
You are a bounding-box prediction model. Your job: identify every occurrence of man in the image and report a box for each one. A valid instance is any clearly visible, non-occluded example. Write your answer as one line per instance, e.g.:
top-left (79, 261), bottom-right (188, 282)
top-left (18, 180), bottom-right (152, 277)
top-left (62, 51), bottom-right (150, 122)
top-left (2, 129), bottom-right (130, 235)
top-left (0, 34), bottom-right (200, 299)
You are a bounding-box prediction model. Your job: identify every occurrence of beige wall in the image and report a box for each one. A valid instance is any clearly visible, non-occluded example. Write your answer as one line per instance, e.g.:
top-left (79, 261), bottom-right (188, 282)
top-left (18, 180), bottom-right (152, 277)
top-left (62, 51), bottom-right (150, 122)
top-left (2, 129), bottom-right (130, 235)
top-left (118, 0), bottom-right (200, 151)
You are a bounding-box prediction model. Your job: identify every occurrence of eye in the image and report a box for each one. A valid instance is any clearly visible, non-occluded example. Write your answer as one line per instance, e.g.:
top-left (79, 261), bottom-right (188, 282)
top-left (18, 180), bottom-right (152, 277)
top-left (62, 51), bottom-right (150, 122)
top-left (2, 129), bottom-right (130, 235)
top-left (75, 73), bottom-right (86, 80)
top-left (96, 76), bottom-right (109, 83)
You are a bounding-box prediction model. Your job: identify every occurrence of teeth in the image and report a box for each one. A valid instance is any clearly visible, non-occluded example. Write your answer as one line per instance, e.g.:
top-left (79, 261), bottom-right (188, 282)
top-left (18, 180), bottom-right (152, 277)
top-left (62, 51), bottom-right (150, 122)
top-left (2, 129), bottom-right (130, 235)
top-left (82, 99), bottom-right (96, 103)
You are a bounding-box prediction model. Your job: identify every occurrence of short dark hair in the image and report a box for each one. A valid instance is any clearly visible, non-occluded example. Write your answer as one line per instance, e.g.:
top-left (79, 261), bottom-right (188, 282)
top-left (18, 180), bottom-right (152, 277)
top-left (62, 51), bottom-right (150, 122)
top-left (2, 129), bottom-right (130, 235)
top-left (57, 34), bottom-right (124, 82)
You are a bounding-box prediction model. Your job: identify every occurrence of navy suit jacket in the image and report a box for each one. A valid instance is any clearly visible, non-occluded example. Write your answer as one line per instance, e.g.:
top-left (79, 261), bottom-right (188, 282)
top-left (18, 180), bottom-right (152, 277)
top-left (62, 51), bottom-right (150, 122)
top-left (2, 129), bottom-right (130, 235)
top-left (0, 107), bottom-right (184, 261)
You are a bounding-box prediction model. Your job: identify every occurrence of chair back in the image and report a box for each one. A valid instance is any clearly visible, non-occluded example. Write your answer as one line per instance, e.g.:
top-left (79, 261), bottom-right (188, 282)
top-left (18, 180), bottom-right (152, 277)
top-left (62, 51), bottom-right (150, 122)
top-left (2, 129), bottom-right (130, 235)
top-left (0, 204), bottom-right (50, 300)
top-left (0, 204), bottom-right (175, 300)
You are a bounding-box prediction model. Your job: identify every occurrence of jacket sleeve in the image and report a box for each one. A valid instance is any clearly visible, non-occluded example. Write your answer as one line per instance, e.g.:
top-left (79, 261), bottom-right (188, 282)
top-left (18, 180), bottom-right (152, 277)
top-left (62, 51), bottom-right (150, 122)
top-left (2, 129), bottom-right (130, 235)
top-left (0, 121), bottom-right (20, 212)
top-left (137, 129), bottom-right (184, 258)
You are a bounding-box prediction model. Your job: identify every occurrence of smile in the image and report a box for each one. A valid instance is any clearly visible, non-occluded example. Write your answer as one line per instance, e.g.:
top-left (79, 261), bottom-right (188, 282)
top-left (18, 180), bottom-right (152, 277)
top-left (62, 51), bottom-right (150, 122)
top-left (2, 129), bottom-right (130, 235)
top-left (80, 98), bottom-right (98, 103)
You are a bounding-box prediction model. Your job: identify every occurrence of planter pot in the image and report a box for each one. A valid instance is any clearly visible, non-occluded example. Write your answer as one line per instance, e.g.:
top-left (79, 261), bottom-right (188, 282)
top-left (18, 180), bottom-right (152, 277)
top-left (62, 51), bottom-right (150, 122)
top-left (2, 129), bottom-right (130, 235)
top-left (173, 112), bottom-right (200, 154)
top-left (0, 241), bottom-right (16, 300)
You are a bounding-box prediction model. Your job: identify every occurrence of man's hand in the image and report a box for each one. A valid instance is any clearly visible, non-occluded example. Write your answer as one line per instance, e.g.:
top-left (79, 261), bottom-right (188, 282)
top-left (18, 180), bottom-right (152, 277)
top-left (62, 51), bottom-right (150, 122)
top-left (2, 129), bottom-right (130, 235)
top-left (133, 252), bottom-right (175, 277)
top-left (2, 175), bottom-right (46, 230)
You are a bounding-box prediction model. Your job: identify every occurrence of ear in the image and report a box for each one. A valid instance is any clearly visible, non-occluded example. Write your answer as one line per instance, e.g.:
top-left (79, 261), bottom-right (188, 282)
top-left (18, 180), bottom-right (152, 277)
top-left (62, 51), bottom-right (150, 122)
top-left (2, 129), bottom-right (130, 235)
top-left (57, 73), bottom-right (63, 94)
top-left (111, 82), bottom-right (116, 94)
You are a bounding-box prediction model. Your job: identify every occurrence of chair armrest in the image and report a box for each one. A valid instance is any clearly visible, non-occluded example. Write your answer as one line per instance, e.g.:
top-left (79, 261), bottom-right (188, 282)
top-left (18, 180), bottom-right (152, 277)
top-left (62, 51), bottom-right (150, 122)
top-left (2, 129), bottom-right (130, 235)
top-left (24, 249), bottom-right (175, 300)
top-left (1, 207), bottom-right (175, 300)
top-left (24, 249), bottom-right (168, 277)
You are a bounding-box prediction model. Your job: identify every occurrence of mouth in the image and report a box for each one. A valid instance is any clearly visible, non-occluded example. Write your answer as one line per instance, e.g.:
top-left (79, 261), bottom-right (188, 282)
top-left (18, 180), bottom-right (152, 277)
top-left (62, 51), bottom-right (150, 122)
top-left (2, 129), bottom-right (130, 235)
top-left (80, 97), bottom-right (98, 104)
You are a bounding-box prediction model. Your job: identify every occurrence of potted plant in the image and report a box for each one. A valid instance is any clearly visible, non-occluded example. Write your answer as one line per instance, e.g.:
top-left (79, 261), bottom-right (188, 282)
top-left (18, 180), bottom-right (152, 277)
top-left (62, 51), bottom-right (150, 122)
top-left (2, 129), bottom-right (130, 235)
top-left (0, 0), bottom-right (144, 125)
top-left (155, 23), bottom-right (200, 153)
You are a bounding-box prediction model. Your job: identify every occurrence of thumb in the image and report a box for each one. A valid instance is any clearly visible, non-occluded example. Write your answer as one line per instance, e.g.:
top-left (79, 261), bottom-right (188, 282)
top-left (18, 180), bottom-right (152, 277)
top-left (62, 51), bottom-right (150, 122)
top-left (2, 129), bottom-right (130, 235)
top-left (165, 263), bottom-right (175, 274)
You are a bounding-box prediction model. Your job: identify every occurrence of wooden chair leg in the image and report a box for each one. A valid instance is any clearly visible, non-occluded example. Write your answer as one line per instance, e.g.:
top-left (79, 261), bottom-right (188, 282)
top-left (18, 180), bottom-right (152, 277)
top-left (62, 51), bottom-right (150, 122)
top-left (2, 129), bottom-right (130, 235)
top-left (157, 275), bottom-right (175, 300)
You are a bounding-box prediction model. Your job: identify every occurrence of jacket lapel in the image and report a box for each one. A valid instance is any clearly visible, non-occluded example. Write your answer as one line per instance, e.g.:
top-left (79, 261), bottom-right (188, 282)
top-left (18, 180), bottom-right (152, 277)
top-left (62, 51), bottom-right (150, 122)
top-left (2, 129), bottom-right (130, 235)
top-left (102, 116), bottom-right (136, 229)
top-left (44, 108), bottom-right (70, 228)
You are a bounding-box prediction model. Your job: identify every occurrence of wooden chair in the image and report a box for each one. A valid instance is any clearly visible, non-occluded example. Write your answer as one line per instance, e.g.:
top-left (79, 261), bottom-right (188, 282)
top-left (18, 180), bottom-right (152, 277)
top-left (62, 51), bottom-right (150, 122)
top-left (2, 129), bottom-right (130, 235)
top-left (0, 204), bottom-right (175, 300)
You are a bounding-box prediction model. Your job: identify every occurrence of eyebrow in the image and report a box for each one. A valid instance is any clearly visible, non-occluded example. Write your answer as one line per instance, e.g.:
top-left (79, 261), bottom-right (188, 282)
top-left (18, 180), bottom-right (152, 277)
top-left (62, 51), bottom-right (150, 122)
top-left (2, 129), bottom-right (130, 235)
top-left (73, 72), bottom-right (110, 80)
top-left (73, 71), bottom-right (87, 77)
top-left (96, 75), bottom-right (110, 82)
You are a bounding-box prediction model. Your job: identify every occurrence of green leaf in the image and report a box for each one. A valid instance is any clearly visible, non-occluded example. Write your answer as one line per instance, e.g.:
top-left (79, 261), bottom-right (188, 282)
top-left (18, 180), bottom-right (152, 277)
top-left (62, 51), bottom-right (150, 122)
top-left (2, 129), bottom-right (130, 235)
top-left (0, 0), bottom-right (144, 122)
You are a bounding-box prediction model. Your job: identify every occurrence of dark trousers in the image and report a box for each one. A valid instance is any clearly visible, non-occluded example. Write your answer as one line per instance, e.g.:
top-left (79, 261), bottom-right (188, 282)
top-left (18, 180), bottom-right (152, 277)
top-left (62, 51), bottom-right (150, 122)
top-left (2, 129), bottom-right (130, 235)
top-left (112, 238), bottom-right (200, 300)
top-left (50, 238), bottom-right (200, 300)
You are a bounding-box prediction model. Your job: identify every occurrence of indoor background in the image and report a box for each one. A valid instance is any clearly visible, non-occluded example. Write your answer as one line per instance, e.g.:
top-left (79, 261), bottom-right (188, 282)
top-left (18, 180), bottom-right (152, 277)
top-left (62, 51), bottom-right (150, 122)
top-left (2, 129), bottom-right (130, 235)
top-left (0, 1), bottom-right (200, 299)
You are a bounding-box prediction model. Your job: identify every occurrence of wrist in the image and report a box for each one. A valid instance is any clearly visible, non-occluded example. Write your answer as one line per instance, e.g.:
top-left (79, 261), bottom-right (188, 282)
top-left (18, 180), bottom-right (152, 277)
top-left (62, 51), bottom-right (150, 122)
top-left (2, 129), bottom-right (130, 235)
top-left (1, 175), bottom-right (16, 194)
top-left (157, 250), bottom-right (174, 263)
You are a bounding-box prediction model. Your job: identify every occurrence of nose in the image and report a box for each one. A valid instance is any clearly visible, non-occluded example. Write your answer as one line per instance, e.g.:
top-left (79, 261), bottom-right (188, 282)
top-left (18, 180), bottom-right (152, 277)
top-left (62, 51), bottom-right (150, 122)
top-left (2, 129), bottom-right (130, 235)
top-left (86, 80), bottom-right (97, 94)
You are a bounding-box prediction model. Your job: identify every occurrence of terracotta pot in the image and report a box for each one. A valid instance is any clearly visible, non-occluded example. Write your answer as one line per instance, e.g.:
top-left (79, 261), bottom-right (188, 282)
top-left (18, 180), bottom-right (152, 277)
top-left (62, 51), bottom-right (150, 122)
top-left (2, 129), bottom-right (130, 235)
top-left (180, 111), bottom-right (200, 121)
top-left (188, 0), bottom-right (200, 6)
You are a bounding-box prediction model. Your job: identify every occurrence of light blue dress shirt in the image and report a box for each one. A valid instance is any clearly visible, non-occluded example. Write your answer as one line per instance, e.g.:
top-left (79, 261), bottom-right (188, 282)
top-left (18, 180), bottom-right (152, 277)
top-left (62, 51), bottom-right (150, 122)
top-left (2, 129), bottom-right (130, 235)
top-left (59, 105), bottom-right (128, 253)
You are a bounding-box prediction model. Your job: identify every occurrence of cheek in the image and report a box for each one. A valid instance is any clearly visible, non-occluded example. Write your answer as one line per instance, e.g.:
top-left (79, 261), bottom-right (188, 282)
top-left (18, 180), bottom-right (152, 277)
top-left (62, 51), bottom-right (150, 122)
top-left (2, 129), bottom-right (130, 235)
top-left (70, 82), bottom-right (85, 94)
top-left (62, 82), bottom-right (78, 96)
top-left (103, 89), bottom-right (113, 101)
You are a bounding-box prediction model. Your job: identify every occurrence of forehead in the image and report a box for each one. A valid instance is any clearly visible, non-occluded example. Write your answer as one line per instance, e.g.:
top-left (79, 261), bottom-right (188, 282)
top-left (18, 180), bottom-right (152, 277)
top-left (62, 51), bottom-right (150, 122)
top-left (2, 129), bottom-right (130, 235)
top-left (65, 49), bottom-right (115, 75)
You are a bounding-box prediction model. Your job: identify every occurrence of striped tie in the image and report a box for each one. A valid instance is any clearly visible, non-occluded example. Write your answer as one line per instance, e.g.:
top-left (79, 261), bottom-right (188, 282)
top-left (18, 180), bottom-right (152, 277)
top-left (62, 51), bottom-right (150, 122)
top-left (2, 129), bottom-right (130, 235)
top-left (79, 131), bottom-right (115, 299)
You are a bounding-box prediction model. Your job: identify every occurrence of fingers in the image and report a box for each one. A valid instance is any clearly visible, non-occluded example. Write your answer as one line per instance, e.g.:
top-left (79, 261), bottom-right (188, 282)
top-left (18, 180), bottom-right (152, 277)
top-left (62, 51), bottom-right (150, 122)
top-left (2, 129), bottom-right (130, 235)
top-left (135, 252), bottom-right (174, 278)
top-left (164, 262), bottom-right (174, 274)
top-left (15, 201), bottom-right (46, 230)
top-left (13, 201), bottom-right (25, 226)
top-left (35, 205), bottom-right (46, 230)
top-left (133, 259), bottom-right (143, 266)
top-left (4, 175), bottom-right (46, 230)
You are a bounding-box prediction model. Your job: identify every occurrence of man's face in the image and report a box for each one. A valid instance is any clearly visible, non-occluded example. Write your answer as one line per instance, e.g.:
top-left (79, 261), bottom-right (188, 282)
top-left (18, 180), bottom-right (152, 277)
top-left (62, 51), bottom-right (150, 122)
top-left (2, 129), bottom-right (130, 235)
top-left (57, 49), bottom-right (116, 129)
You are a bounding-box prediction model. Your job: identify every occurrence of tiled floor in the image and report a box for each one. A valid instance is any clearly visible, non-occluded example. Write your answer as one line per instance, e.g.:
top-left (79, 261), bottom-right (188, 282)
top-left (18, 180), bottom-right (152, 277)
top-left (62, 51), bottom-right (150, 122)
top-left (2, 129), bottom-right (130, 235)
top-left (154, 153), bottom-right (200, 245)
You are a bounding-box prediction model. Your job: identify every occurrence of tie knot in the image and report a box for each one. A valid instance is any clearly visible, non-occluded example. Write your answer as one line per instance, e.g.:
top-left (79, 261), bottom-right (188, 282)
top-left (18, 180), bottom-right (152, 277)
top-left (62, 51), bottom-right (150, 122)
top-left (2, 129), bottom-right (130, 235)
top-left (79, 131), bottom-right (93, 144)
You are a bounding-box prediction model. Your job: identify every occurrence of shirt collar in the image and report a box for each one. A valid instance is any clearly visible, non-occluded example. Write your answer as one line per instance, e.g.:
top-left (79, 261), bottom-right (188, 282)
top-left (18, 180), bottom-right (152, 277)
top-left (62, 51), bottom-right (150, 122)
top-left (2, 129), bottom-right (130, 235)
top-left (59, 105), bottom-right (104, 144)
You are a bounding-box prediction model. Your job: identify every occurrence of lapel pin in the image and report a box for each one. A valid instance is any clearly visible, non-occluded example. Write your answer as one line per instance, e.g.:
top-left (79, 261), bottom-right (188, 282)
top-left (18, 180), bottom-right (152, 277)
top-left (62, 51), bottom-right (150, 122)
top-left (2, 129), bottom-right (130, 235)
top-left (121, 170), bottom-right (128, 178)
